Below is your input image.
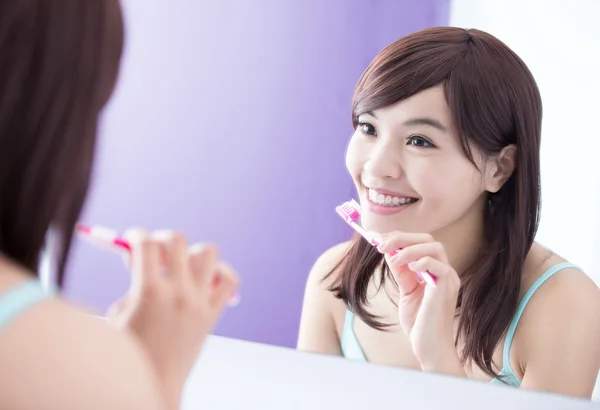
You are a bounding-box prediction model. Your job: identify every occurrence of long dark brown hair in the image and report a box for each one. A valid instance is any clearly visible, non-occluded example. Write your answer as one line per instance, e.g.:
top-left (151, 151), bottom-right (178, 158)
top-left (0, 1), bottom-right (124, 288)
top-left (326, 27), bottom-right (542, 379)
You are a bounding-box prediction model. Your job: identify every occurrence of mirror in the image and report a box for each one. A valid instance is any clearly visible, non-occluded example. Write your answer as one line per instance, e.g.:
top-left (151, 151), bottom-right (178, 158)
top-left (61, 0), bottom-right (600, 402)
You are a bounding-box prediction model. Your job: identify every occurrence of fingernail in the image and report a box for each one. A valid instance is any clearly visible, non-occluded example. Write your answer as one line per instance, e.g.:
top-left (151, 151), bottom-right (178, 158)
top-left (408, 261), bottom-right (419, 270)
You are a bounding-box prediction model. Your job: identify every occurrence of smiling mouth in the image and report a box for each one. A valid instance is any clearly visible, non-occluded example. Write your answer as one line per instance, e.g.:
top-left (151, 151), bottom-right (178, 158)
top-left (367, 188), bottom-right (419, 207)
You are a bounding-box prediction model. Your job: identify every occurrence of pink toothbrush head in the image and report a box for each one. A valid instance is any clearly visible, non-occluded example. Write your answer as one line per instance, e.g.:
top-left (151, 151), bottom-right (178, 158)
top-left (335, 199), bottom-right (361, 224)
top-left (335, 199), bottom-right (380, 246)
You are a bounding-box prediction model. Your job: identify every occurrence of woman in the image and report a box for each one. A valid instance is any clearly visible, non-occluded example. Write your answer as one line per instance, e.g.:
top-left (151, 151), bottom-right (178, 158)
top-left (0, 2), bottom-right (238, 409)
top-left (297, 27), bottom-right (600, 398)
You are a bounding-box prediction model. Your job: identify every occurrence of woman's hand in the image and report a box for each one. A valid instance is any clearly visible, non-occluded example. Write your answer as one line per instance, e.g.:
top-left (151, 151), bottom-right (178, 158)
top-left (377, 232), bottom-right (464, 375)
top-left (106, 229), bottom-right (239, 409)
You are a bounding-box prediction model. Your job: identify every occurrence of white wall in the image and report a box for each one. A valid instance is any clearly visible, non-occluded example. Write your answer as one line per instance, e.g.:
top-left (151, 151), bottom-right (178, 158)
top-left (450, 0), bottom-right (600, 285)
top-left (450, 0), bottom-right (600, 400)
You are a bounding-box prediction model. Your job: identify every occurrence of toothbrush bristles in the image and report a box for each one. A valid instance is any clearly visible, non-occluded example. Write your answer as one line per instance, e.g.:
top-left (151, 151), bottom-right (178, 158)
top-left (335, 200), bottom-right (375, 243)
top-left (336, 200), bottom-right (361, 223)
top-left (349, 199), bottom-right (361, 213)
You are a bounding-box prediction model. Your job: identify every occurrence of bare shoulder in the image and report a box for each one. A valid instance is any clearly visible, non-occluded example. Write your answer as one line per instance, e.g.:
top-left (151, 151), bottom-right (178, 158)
top-left (515, 249), bottom-right (600, 397)
top-left (306, 240), bottom-right (353, 287)
top-left (521, 248), bottom-right (600, 314)
top-left (520, 247), bottom-right (600, 330)
top-left (297, 241), bottom-right (352, 353)
top-left (526, 261), bottom-right (600, 327)
top-left (303, 240), bottom-right (353, 316)
top-left (0, 297), bottom-right (166, 410)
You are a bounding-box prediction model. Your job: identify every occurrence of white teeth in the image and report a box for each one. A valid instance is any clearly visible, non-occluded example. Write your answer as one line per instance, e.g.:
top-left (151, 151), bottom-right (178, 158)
top-left (368, 189), bottom-right (416, 207)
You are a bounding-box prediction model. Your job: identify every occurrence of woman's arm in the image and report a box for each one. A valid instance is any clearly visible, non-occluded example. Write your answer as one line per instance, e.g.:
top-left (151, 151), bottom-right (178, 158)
top-left (297, 242), bottom-right (351, 355)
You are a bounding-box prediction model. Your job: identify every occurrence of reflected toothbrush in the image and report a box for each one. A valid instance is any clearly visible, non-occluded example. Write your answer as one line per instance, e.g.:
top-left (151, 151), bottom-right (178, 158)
top-left (335, 200), bottom-right (437, 287)
top-left (76, 224), bottom-right (240, 306)
top-left (76, 225), bottom-right (131, 252)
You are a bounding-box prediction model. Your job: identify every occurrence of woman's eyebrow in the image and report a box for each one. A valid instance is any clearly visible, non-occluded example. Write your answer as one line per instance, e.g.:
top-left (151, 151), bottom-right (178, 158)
top-left (403, 117), bottom-right (447, 131)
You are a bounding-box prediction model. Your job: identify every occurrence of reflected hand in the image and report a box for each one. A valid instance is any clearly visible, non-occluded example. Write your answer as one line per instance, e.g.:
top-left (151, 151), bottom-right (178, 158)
top-left (106, 229), bottom-right (239, 408)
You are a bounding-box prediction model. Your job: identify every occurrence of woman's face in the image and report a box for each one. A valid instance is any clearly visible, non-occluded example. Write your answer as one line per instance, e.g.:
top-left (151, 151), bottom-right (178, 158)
top-left (345, 86), bottom-right (489, 238)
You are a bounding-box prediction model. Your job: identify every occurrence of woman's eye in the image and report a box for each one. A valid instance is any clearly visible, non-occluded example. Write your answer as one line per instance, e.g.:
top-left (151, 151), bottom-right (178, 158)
top-left (358, 122), bottom-right (376, 136)
top-left (407, 135), bottom-right (434, 148)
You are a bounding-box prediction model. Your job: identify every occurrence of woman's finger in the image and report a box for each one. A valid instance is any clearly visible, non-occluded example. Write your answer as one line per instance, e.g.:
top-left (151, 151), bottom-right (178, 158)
top-left (153, 231), bottom-right (189, 284)
top-left (408, 256), bottom-right (459, 290)
top-left (188, 243), bottom-right (219, 291)
top-left (387, 242), bottom-right (449, 266)
top-left (376, 231), bottom-right (435, 254)
top-left (210, 261), bottom-right (239, 309)
top-left (384, 253), bottom-right (422, 296)
top-left (123, 229), bottom-right (161, 299)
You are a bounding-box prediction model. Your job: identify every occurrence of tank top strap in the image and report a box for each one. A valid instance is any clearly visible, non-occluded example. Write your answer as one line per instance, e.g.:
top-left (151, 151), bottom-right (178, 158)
top-left (500, 262), bottom-right (580, 378)
top-left (0, 278), bottom-right (54, 331)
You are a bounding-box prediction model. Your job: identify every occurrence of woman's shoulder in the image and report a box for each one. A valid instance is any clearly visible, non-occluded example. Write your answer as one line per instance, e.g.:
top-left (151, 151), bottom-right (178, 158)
top-left (0, 262), bottom-right (166, 410)
top-left (297, 241), bottom-right (353, 353)
top-left (510, 244), bottom-right (600, 396)
top-left (518, 244), bottom-right (599, 322)
top-left (520, 244), bottom-right (598, 301)
top-left (306, 240), bottom-right (353, 287)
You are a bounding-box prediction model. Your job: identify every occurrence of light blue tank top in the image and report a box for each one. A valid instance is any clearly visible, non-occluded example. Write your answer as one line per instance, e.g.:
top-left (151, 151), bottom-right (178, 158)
top-left (340, 262), bottom-right (580, 386)
top-left (0, 278), bottom-right (54, 332)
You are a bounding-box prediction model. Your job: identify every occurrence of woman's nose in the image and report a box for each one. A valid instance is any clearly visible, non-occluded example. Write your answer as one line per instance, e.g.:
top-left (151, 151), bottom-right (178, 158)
top-left (363, 143), bottom-right (402, 180)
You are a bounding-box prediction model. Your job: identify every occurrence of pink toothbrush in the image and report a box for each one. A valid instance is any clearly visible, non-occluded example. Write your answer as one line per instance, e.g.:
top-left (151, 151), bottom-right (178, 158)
top-left (77, 225), bottom-right (132, 252)
top-left (335, 199), bottom-right (437, 287)
top-left (76, 224), bottom-right (240, 306)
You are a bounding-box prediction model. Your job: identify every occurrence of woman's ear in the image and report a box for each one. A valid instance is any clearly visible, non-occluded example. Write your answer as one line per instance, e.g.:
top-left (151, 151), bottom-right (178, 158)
top-left (483, 144), bottom-right (517, 193)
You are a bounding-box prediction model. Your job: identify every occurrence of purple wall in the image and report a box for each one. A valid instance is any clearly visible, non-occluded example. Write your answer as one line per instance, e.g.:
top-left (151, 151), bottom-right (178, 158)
top-left (65, 0), bottom-right (450, 348)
